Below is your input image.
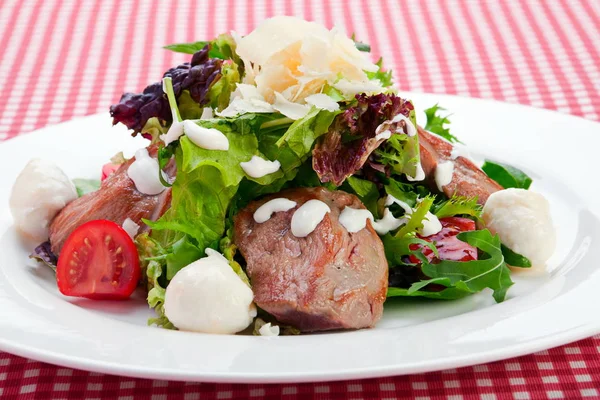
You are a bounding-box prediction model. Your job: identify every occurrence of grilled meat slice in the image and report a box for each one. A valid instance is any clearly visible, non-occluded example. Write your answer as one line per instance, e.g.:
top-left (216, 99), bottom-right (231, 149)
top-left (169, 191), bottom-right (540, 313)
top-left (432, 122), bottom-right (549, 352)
top-left (234, 187), bottom-right (388, 332)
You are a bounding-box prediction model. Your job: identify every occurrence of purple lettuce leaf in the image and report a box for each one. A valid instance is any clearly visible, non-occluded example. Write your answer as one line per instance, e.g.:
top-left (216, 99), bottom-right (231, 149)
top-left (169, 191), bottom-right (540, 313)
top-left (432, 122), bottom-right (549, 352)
top-left (110, 46), bottom-right (223, 136)
top-left (29, 241), bottom-right (57, 271)
top-left (312, 93), bottom-right (415, 186)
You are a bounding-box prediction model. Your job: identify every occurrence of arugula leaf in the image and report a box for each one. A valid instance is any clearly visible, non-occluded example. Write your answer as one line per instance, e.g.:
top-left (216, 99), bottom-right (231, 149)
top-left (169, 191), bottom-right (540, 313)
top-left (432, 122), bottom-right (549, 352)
top-left (501, 245), bottom-right (532, 268)
top-left (72, 178), bottom-right (100, 197)
top-left (481, 161), bottom-right (532, 189)
top-left (423, 229), bottom-right (513, 302)
top-left (164, 41), bottom-right (209, 54)
top-left (387, 285), bottom-right (472, 300)
top-left (366, 58), bottom-right (393, 87)
top-left (354, 41), bottom-right (371, 52)
top-left (164, 33), bottom-right (240, 62)
top-left (424, 104), bottom-right (461, 143)
top-left (433, 196), bottom-right (482, 219)
top-left (383, 235), bottom-right (437, 266)
top-left (351, 34), bottom-right (371, 52)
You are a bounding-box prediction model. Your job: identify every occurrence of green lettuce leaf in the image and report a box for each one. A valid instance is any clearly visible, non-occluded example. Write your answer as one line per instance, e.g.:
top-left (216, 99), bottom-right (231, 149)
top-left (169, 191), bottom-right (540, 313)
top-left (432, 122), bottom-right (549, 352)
top-left (135, 233), bottom-right (174, 329)
top-left (208, 61), bottom-right (241, 111)
top-left (385, 179), bottom-right (418, 209)
top-left (481, 161), bottom-right (532, 189)
top-left (366, 58), bottom-right (393, 87)
top-left (276, 106), bottom-right (340, 157)
top-left (424, 104), bottom-right (461, 143)
top-left (375, 105), bottom-right (420, 179)
top-left (72, 178), bottom-right (100, 197)
top-left (166, 235), bottom-right (203, 280)
top-left (146, 258), bottom-right (174, 329)
top-left (395, 197), bottom-right (435, 239)
top-left (220, 228), bottom-right (251, 286)
top-left (344, 176), bottom-right (380, 217)
top-left (147, 132), bottom-right (255, 249)
top-left (433, 196), bottom-right (482, 220)
top-left (148, 109), bottom-right (338, 278)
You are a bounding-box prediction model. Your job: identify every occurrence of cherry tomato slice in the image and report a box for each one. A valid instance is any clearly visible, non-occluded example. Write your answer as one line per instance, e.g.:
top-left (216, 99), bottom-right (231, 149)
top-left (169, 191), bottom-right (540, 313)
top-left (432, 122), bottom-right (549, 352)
top-left (101, 163), bottom-right (120, 181)
top-left (409, 217), bottom-right (478, 264)
top-left (56, 220), bottom-right (141, 300)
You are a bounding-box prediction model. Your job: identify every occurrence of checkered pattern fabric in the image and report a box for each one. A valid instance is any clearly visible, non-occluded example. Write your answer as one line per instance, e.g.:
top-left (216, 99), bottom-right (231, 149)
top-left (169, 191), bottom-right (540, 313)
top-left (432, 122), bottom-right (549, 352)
top-left (1, 0), bottom-right (599, 398)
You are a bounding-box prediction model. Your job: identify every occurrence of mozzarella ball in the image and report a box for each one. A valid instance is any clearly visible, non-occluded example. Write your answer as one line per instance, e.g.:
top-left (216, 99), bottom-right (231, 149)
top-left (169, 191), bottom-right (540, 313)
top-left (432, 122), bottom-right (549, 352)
top-left (164, 250), bottom-right (256, 334)
top-left (482, 188), bottom-right (556, 267)
top-left (9, 158), bottom-right (78, 241)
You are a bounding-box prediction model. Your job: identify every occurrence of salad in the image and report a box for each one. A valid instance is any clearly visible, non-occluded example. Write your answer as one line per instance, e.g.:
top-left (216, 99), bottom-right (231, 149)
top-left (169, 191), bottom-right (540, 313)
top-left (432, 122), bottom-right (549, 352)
top-left (10, 17), bottom-right (556, 335)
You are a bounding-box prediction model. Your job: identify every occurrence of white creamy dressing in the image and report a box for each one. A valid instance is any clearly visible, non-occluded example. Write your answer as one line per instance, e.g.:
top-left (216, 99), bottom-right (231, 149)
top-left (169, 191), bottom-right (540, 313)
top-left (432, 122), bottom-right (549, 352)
top-left (339, 207), bottom-right (374, 233)
top-left (253, 198), bottom-right (297, 223)
top-left (161, 109), bottom-right (215, 145)
top-left (391, 113), bottom-right (417, 136)
top-left (161, 121), bottom-right (184, 145)
top-left (450, 143), bottom-right (469, 160)
top-left (127, 148), bottom-right (167, 195)
top-left (406, 162), bottom-right (425, 182)
top-left (374, 129), bottom-right (392, 141)
top-left (372, 209), bottom-right (405, 235)
top-left (290, 199), bottom-right (331, 237)
top-left (122, 218), bottom-right (140, 239)
top-left (183, 120), bottom-right (230, 150)
top-left (435, 161), bottom-right (455, 191)
top-left (240, 155), bottom-right (281, 178)
top-left (375, 113), bottom-right (417, 141)
top-left (338, 204), bottom-right (410, 236)
top-left (420, 211), bottom-right (443, 236)
top-left (259, 323), bottom-right (280, 336)
top-left (385, 194), bottom-right (412, 211)
top-left (200, 107), bottom-right (214, 119)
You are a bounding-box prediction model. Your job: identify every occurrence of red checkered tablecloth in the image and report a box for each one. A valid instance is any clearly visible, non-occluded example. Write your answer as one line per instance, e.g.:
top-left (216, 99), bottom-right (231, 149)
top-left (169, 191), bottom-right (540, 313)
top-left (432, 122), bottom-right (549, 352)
top-left (2, 0), bottom-right (600, 398)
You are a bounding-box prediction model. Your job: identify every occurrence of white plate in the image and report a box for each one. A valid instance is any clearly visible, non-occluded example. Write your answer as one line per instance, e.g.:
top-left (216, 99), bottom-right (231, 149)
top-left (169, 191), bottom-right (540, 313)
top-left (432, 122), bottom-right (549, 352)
top-left (1, 93), bottom-right (599, 383)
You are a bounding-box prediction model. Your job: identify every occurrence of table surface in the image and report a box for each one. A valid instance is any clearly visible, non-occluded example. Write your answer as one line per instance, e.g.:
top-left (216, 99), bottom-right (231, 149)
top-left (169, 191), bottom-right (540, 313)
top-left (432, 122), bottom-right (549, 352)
top-left (1, 0), bottom-right (600, 398)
